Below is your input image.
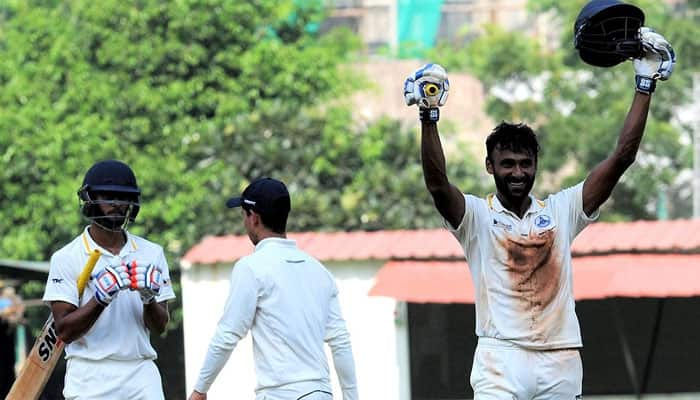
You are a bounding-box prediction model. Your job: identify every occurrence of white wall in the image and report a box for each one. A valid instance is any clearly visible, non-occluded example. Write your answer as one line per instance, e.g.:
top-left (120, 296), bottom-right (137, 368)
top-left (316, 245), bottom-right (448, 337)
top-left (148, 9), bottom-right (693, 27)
top-left (181, 259), bottom-right (409, 399)
top-left (182, 262), bottom-right (257, 398)
top-left (328, 261), bottom-right (408, 400)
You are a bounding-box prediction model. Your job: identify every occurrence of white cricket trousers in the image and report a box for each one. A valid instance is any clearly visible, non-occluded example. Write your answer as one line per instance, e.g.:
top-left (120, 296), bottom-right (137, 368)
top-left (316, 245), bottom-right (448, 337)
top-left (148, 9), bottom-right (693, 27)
top-left (470, 337), bottom-right (583, 400)
top-left (64, 357), bottom-right (165, 400)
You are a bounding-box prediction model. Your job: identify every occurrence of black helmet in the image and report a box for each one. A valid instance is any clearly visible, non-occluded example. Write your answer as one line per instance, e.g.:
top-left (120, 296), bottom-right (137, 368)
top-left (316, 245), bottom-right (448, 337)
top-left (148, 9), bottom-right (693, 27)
top-left (78, 160), bottom-right (141, 231)
top-left (574, 0), bottom-right (645, 67)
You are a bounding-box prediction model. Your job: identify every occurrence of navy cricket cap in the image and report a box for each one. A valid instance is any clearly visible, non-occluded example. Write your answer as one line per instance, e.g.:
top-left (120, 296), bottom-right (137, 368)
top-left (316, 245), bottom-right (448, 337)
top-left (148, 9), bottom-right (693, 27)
top-left (226, 177), bottom-right (291, 215)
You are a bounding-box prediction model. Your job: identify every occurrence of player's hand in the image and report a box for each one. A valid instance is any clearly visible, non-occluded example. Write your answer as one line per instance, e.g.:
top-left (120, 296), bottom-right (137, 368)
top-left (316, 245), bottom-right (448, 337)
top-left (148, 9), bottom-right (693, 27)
top-left (128, 262), bottom-right (162, 304)
top-left (633, 27), bottom-right (676, 94)
top-left (404, 63), bottom-right (449, 109)
top-left (91, 265), bottom-right (129, 307)
top-left (188, 390), bottom-right (207, 400)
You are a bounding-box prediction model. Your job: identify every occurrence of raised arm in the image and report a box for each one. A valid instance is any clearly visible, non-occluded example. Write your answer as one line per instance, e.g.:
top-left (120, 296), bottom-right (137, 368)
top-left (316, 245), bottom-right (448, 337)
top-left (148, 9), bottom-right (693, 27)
top-left (582, 27), bottom-right (676, 216)
top-left (421, 120), bottom-right (466, 228)
top-left (582, 92), bottom-right (650, 216)
top-left (404, 63), bottom-right (465, 228)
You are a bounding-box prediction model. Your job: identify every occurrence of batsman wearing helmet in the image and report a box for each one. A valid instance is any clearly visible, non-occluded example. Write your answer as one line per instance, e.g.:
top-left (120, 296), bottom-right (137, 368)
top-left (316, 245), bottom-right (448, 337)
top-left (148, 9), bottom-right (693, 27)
top-left (403, 1), bottom-right (675, 397)
top-left (42, 160), bottom-right (175, 399)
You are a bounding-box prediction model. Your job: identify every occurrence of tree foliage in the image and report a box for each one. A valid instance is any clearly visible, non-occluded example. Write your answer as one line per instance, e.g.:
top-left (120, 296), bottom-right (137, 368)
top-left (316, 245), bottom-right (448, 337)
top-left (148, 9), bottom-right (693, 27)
top-left (0, 0), bottom-right (484, 262)
top-left (431, 0), bottom-right (698, 220)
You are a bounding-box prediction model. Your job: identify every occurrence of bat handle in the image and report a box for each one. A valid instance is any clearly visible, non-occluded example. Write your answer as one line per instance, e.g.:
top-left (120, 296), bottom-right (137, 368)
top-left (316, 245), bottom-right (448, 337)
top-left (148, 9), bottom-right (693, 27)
top-left (77, 249), bottom-right (101, 296)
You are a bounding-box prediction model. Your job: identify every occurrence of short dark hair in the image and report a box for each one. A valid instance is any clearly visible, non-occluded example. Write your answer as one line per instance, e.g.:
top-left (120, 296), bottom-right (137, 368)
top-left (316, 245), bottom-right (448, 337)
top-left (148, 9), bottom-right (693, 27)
top-left (244, 197), bottom-right (289, 234)
top-left (486, 122), bottom-right (540, 162)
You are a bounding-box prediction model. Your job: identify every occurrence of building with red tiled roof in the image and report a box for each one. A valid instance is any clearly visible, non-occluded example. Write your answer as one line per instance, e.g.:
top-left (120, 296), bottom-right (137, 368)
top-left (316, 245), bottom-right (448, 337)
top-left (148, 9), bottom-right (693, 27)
top-left (184, 219), bottom-right (700, 264)
top-left (181, 219), bottom-right (700, 398)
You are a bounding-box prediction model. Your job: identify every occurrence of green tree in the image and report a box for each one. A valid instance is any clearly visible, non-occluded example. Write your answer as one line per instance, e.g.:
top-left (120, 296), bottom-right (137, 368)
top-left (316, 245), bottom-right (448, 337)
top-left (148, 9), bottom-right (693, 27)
top-left (0, 0), bottom-right (485, 261)
top-left (0, 2), bottom-right (488, 398)
top-left (431, 0), bottom-right (697, 220)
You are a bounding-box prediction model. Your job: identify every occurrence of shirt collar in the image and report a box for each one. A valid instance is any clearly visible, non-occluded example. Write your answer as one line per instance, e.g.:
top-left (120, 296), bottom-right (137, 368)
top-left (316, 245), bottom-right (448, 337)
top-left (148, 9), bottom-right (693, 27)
top-left (81, 226), bottom-right (138, 256)
top-left (254, 237), bottom-right (296, 252)
top-left (487, 193), bottom-right (545, 217)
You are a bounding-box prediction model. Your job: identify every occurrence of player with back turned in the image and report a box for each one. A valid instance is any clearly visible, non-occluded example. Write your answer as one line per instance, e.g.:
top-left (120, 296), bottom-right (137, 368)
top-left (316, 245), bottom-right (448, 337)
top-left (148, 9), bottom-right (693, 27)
top-left (189, 177), bottom-right (358, 400)
top-left (403, 1), bottom-right (676, 398)
top-left (42, 159), bottom-right (175, 399)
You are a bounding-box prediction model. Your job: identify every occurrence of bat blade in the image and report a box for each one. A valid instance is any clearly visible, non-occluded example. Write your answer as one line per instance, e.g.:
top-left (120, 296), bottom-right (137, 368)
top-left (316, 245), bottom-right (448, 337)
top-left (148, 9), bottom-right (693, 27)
top-left (6, 249), bottom-right (101, 400)
top-left (5, 316), bottom-right (64, 399)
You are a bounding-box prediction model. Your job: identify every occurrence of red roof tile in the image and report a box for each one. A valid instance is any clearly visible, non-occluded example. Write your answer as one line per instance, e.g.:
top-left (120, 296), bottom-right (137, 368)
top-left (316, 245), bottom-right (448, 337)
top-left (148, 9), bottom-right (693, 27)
top-left (182, 219), bottom-right (700, 265)
top-left (370, 260), bottom-right (473, 303)
top-left (370, 254), bottom-right (700, 303)
top-left (182, 229), bottom-right (463, 264)
top-left (573, 254), bottom-right (700, 299)
top-left (571, 219), bottom-right (700, 255)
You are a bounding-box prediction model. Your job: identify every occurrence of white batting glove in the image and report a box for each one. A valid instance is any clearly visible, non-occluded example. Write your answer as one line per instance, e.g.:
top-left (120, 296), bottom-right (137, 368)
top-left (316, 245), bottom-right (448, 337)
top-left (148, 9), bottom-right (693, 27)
top-left (404, 63), bottom-right (449, 122)
top-left (91, 264), bottom-right (130, 307)
top-left (130, 263), bottom-right (163, 304)
top-left (633, 27), bottom-right (676, 94)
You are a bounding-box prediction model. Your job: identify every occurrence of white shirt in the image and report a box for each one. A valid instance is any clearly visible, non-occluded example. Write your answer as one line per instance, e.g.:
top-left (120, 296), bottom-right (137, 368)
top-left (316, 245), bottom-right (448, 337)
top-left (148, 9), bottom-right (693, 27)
top-left (447, 182), bottom-right (598, 350)
top-left (194, 237), bottom-right (358, 400)
top-left (42, 227), bottom-right (176, 360)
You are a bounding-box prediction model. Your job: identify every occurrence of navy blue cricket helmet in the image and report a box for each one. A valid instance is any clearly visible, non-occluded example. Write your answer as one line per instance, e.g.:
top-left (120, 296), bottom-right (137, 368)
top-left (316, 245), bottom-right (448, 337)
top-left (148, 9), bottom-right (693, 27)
top-left (78, 160), bottom-right (141, 231)
top-left (574, 0), bottom-right (645, 67)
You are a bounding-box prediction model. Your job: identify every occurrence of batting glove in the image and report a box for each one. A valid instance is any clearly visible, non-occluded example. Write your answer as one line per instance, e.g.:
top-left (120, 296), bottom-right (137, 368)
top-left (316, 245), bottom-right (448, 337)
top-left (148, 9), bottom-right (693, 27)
top-left (129, 262), bottom-right (162, 304)
top-left (91, 264), bottom-right (129, 307)
top-left (404, 63), bottom-right (449, 122)
top-left (633, 27), bottom-right (676, 94)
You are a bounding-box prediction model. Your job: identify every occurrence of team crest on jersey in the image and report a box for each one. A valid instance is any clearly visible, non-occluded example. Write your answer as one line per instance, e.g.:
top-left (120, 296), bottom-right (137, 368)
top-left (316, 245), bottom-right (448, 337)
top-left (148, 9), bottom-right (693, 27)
top-left (535, 214), bottom-right (552, 228)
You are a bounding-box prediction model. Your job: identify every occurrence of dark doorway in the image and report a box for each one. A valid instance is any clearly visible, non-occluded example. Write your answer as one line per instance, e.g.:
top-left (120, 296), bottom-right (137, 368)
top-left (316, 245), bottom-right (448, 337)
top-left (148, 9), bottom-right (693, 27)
top-left (408, 303), bottom-right (476, 400)
top-left (0, 320), bottom-right (15, 398)
top-left (408, 298), bottom-right (700, 400)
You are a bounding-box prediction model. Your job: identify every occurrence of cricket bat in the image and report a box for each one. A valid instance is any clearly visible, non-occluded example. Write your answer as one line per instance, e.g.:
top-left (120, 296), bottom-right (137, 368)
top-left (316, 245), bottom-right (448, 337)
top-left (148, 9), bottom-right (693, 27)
top-left (6, 249), bottom-right (101, 400)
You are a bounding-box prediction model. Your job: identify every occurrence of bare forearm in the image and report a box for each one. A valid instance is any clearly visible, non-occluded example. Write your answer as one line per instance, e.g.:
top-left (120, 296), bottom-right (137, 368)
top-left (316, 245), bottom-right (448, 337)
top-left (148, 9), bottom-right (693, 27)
top-left (54, 299), bottom-right (104, 343)
top-left (420, 119), bottom-right (466, 227)
top-left (143, 301), bottom-right (169, 334)
top-left (613, 92), bottom-right (651, 165)
top-left (421, 121), bottom-right (450, 193)
top-left (583, 92), bottom-right (652, 215)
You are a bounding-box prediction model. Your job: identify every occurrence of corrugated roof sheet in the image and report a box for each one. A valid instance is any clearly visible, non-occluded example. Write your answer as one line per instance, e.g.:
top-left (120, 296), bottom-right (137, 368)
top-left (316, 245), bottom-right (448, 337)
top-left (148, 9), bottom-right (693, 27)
top-left (182, 229), bottom-right (461, 264)
top-left (0, 259), bottom-right (50, 273)
top-left (182, 219), bottom-right (700, 265)
top-left (370, 260), bottom-right (474, 303)
top-left (370, 254), bottom-right (700, 303)
top-left (571, 219), bottom-right (700, 255)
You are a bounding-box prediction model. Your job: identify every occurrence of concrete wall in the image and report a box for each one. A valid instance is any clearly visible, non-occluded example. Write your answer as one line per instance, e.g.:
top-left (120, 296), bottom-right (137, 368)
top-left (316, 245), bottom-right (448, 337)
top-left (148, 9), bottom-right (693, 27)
top-left (182, 259), bottom-right (410, 399)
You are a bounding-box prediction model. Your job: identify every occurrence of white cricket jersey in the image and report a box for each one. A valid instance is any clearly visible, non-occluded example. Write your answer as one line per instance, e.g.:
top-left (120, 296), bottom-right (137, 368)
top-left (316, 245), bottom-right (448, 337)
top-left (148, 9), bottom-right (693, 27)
top-left (447, 182), bottom-right (598, 350)
top-left (194, 238), bottom-right (358, 400)
top-left (42, 226), bottom-right (176, 361)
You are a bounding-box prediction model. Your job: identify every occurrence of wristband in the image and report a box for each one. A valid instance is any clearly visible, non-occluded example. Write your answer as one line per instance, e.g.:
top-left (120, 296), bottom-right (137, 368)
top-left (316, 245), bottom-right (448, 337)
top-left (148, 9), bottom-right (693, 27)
top-left (140, 290), bottom-right (156, 304)
top-left (635, 75), bottom-right (656, 95)
top-left (419, 108), bottom-right (440, 122)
